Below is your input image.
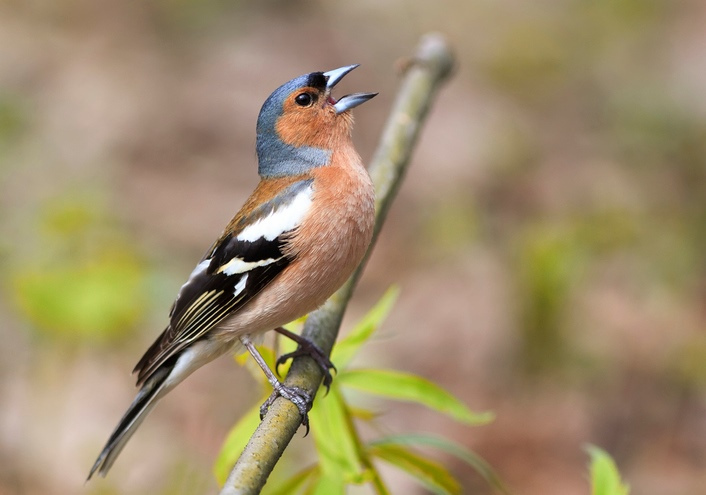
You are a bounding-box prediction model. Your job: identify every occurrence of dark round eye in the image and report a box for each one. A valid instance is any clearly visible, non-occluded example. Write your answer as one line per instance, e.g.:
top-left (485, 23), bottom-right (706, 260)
top-left (295, 92), bottom-right (314, 107)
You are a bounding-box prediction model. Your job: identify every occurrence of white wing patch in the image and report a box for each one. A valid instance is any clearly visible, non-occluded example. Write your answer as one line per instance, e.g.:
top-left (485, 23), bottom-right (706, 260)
top-left (217, 256), bottom-right (283, 276)
top-left (237, 186), bottom-right (313, 242)
top-left (233, 273), bottom-right (248, 297)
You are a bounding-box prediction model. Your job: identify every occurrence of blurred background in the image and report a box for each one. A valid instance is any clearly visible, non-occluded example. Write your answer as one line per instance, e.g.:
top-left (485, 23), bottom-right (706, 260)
top-left (1, 0), bottom-right (706, 493)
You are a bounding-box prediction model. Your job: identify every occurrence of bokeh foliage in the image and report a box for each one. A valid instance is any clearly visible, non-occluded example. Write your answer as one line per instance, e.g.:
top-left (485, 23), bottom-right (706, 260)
top-left (10, 194), bottom-right (149, 343)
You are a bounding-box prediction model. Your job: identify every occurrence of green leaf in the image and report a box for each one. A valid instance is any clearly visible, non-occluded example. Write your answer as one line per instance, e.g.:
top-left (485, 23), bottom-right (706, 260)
top-left (337, 369), bottom-right (494, 425)
top-left (309, 386), bottom-right (365, 480)
top-left (348, 405), bottom-right (379, 421)
top-left (587, 445), bottom-right (630, 495)
top-left (370, 434), bottom-right (510, 494)
top-left (306, 472), bottom-right (345, 495)
top-left (263, 465), bottom-right (319, 495)
top-left (369, 443), bottom-right (460, 495)
top-left (213, 403), bottom-right (262, 485)
top-left (331, 286), bottom-right (399, 368)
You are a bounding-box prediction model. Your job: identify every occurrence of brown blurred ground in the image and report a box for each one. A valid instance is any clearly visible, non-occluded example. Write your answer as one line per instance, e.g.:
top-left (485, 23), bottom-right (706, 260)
top-left (1, 1), bottom-right (706, 494)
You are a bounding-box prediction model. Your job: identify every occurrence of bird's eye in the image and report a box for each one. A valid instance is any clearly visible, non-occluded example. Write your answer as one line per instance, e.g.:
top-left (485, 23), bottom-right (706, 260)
top-left (295, 92), bottom-right (314, 107)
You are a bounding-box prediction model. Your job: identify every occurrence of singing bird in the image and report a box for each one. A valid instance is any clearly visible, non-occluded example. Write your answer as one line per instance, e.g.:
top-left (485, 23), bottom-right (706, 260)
top-left (89, 65), bottom-right (376, 478)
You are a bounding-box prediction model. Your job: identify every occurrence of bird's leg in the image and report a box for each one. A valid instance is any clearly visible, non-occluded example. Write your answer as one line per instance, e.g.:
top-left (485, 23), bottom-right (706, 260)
top-left (274, 326), bottom-right (337, 393)
top-left (240, 334), bottom-right (311, 431)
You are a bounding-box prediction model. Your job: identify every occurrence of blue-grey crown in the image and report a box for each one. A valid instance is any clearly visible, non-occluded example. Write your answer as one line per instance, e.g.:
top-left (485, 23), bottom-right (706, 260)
top-left (256, 72), bottom-right (331, 178)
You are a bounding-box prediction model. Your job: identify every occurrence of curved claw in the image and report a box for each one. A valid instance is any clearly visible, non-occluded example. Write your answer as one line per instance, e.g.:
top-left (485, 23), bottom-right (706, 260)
top-left (275, 351), bottom-right (294, 377)
top-left (274, 327), bottom-right (337, 393)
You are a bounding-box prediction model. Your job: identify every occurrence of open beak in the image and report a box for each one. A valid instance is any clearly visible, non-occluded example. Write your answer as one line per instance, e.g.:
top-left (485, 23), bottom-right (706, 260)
top-left (323, 64), bottom-right (378, 114)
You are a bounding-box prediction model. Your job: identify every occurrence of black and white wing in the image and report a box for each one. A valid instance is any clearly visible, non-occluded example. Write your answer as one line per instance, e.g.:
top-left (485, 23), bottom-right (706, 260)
top-left (133, 179), bottom-right (314, 385)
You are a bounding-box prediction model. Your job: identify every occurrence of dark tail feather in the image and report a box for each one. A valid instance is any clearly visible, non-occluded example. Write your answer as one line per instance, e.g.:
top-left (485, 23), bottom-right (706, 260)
top-left (87, 366), bottom-right (170, 479)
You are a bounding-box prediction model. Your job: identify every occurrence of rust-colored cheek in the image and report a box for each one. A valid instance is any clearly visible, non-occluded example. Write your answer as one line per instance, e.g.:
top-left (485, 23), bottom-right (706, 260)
top-left (275, 98), bottom-right (351, 150)
top-left (275, 111), bottom-right (322, 148)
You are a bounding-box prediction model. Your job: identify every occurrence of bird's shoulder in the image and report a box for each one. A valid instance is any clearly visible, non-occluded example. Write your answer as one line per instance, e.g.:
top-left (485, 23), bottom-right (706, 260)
top-left (220, 175), bottom-right (315, 241)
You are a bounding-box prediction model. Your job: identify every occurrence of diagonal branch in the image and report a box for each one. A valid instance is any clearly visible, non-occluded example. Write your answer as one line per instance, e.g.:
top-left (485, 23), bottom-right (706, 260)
top-left (219, 33), bottom-right (455, 495)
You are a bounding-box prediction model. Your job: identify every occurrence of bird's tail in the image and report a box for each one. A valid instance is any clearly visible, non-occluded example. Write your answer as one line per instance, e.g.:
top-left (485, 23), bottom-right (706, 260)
top-left (87, 365), bottom-right (171, 479)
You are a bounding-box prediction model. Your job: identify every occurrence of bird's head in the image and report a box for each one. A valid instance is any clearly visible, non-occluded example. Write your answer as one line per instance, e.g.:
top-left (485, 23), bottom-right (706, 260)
top-left (256, 65), bottom-right (377, 178)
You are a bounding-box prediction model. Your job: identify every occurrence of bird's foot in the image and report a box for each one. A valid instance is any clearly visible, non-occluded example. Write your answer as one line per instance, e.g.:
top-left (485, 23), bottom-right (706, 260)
top-left (274, 327), bottom-right (337, 392)
top-left (260, 382), bottom-right (312, 434)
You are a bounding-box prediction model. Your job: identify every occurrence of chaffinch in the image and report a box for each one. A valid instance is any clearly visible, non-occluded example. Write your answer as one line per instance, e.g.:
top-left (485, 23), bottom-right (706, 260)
top-left (89, 65), bottom-right (377, 478)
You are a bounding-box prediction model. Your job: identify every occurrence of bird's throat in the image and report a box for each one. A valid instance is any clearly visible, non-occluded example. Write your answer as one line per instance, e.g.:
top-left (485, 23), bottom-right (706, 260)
top-left (256, 135), bottom-right (331, 178)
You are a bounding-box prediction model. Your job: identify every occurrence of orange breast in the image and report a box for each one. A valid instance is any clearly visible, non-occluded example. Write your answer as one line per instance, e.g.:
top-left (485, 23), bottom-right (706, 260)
top-left (213, 144), bottom-right (375, 340)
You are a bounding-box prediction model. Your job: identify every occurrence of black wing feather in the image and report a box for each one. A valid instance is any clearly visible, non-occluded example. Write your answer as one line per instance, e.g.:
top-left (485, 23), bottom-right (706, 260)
top-left (133, 234), bottom-right (291, 385)
top-left (133, 179), bottom-right (313, 385)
